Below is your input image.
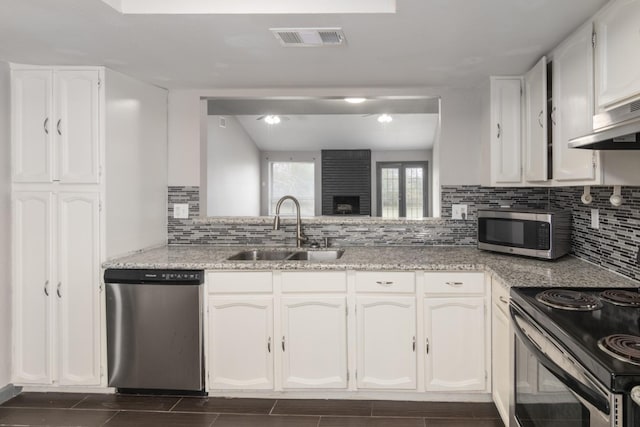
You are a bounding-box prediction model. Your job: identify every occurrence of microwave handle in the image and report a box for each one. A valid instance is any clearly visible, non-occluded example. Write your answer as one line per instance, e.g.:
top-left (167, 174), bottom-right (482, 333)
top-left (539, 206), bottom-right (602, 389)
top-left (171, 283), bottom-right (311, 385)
top-left (510, 306), bottom-right (610, 415)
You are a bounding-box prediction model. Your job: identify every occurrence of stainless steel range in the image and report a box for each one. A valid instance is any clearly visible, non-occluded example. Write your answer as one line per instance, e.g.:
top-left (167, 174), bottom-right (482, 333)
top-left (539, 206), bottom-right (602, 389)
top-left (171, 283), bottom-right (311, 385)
top-left (510, 287), bottom-right (640, 427)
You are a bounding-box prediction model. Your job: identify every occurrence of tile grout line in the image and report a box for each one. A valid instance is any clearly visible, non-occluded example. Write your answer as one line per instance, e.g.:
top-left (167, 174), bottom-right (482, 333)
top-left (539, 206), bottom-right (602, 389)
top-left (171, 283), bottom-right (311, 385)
top-left (208, 412), bottom-right (219, 427)
top-left (269, 399), bottom-right (278, 415)
top-left (168, 397), bottom-right (183, 412)
top-left (70, 395), bottom-right (90, 409)
top-left (100, 409), bottom-right (121, 426)
top-left (316, 415), bottom-right (322, 427)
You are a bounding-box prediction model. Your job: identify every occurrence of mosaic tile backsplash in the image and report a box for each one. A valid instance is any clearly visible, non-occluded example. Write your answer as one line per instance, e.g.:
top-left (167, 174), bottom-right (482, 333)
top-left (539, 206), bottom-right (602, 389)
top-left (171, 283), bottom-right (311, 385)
top-left (168, 185), bottom-right (547, 247)
top-left (550, 186), bottom-right (640, 281)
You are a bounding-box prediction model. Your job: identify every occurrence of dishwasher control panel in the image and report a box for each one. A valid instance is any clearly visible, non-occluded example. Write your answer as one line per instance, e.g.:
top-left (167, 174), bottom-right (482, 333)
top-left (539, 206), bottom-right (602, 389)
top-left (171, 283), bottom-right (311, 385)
top-left (104, 269), bottom-right (204, 285)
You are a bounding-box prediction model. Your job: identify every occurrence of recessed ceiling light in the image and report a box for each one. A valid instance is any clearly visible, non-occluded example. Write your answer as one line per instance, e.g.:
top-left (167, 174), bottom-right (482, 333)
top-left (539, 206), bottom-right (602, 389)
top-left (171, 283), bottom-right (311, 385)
top-left (377, 114), bottom-right (393, 123)
top-left (264, 115), bottom-right (281, 125)
top-left (344, 97), bottom-right (367, 104)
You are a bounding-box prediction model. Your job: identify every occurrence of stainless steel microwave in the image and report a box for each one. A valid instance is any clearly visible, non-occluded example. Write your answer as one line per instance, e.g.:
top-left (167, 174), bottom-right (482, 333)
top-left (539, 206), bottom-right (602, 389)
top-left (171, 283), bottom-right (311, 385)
top-left (477, 209), bottom-right (571, 259)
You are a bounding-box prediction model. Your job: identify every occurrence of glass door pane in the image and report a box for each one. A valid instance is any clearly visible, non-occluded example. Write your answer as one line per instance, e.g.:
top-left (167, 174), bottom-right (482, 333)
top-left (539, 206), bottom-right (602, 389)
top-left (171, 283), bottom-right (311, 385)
top-left (405, 167), bottom-right (424, 219)
top-left (380, 167), bottom-right (400, 218)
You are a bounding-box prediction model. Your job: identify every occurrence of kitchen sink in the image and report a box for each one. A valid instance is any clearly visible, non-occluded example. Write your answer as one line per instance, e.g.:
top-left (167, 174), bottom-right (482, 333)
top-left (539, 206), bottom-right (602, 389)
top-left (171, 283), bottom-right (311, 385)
top-left (227, 250), bottom-right (295, 261)
top-left (227, 249), bottom-right (345, 261)
top-left (286, 249), bottom-right (345, 261)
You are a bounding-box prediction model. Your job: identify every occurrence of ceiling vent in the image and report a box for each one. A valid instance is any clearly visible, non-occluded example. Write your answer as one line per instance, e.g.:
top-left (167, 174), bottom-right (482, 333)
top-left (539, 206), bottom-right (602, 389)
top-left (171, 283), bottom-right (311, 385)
top-left (270, 28), bottom-right (346, 47)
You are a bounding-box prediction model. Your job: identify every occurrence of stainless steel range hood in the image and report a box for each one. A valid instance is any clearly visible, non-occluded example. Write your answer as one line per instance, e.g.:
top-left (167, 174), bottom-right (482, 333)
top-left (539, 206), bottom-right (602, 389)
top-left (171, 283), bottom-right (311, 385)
top-left (569, 100), bottom-right (640, 149)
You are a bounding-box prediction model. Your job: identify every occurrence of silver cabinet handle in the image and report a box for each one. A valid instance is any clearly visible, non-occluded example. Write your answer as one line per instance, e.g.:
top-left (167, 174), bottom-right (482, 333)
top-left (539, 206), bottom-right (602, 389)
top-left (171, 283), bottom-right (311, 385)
top-left (426, 338), bottom-right (430, 354)
top-left (497, 123), bottom-right (501, 138)
top-left (43, 118), bottom-right (49, 135)
top-left (56, 119), bottom-right (62, 136)
top-left (281, 336), bottom-right (286, 352)
top-left (267, 337), bottom-right (271, 353)
top-left (56, 282), bottom-right (62, 298)
top-left (537, 110), bottom-right (544, 128)
top-left (375, 281), bottom-right (394, 286)
top-left (412, 336), bottom-right (416, 352)
top-left (499, 296), bottom-right (509, 305)
top-left (551, 106), bottom-right (557, 126)
top-left (446, 281), bottom-right (463, 287)
top-left (44, 280), bottom-right (49, 296)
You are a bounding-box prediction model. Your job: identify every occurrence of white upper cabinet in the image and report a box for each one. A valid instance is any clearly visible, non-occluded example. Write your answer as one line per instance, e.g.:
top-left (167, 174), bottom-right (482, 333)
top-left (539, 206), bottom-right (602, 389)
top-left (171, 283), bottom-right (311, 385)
top-left (280, 296), bottom-right (348, 389)
top-left (54, 71), bottom-right (101, 183)
top-left (11, 68), bottom-right (101, 184)
top-left (490, 77), bottom-right (523, 185)
top-left (552, 22), bottom-right (602, 184)
top-left (11, 71), bottom-right (53, 183)
top-left (595, 0), bottom-right (640, 110)
top-left (524, 57), bottom-right (549, 182)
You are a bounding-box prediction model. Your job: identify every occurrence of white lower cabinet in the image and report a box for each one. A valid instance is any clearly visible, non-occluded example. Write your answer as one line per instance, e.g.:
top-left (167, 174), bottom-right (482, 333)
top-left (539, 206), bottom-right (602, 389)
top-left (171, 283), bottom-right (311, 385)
top-left (280, 296), bottom-right (347, 389)
top-left (356, 296), bottom-right (417, 390)
top-left (208, 296), bottom-right (274, 389)
top-left (491, 280), bottom-right (511, 425)
top-left (12, 191), bottom-right (101, 386)
top-left (424, 297), bottom-right (486, 391)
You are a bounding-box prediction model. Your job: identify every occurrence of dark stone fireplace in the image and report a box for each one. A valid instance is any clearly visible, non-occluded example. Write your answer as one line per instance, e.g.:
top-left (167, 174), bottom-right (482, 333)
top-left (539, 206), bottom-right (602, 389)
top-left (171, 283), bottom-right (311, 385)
top-left (321, 150), bottom-right (371, 216)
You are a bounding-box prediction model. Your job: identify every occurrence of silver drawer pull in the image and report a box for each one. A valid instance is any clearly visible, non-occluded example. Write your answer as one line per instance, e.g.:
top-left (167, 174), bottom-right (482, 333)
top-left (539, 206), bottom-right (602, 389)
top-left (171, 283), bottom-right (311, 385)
top-left (446, 281), bottom-right (463, 287)
top-left (57, 119), bottom-right (62, 136)
top-left (43, 118), bottom-right (49, 135)
top-left (499, 296), bottom-right (509, 305)
top-left (375, 281), bottom-right (394, 286)
top-left (44, 280), bottom-right (49, 296)
top-left (412, 336), bottom-right (416, 352)
top-left (267, 337), bottom-right (271, 353)
top-left (281, 336), bottom-right (286, 352)
top-left (426, 338), bottom-right (430, 355)
top-left (56, 282), bottom-right (62, 298)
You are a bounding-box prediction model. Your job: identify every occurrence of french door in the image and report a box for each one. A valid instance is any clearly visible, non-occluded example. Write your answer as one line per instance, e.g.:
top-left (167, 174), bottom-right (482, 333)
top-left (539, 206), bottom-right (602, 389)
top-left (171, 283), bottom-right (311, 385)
top-left (376, 162), bottom-right (428, 218)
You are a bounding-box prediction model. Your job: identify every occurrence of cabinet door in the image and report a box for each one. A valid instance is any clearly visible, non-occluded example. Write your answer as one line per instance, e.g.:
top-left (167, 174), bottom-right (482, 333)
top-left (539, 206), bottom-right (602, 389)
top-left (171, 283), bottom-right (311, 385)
top-left (595, 0), bottom-right (640, 109)
top-left (11, 70), bottom-right (53, 183)
top-left (208, 297), bottom-right (274, 389)
top-left (54, 70), bottom-right (100, 183)
top-left (524, 57), bottom-right (548, 182)
top-left (280, 296), bottom-right (347, 389)
top-left (424, 297), bottom-right (486, 391)
top-left (553, 23), bottom-right (601, 183)
top-left (12, 192), bottom-right (54, 384)
top-left (57, 192), bottom-right (102, 386)
top-left (492, 300), bottom-right (510, 424)
top-left (356, 296), bottom-right (416, 390)
top-left (491, 78), bottom-right (523, 184)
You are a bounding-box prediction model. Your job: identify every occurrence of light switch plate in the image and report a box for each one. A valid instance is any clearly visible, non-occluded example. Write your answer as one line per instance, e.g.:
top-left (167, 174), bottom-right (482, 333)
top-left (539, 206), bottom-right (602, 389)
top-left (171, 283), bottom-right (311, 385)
top-left (590, 208), bottom-right (599, 229)
top-left (173, 203), bottom-right (189, 219)
top-left (452, 204), bottom-right (468, 220)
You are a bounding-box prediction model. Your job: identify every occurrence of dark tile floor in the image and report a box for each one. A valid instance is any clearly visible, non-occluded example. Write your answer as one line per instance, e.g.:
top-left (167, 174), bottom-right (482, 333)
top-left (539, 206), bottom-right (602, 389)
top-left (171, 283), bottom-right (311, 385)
top-left (0, 393), bottom-right (505, 427)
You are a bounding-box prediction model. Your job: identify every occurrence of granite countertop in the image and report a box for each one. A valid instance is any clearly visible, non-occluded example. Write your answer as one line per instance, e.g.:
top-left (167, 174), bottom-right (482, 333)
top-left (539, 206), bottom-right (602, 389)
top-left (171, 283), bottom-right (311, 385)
top-left (103, 245), bottom-right (640, 289)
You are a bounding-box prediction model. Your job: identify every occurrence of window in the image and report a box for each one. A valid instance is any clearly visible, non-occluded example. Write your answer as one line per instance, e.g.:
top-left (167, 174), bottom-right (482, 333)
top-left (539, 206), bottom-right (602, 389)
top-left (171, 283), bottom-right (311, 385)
top-left (376, 162), bottom-right (428, 219)
top-left (269, 162), bottom-right (315, 216)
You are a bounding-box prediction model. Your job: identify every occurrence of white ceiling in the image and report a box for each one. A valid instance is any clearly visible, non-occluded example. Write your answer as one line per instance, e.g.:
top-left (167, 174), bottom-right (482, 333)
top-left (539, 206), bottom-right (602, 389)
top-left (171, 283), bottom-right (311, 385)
top-left (0, 0), bottom-right (607, 90)
top-left (233, 113), bottom-right (438, 151)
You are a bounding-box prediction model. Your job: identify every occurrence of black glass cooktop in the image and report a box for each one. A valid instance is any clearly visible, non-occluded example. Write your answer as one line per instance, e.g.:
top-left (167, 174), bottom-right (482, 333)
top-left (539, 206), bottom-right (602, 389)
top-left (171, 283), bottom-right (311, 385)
top-left (510, 287), bottom-right (640, 393)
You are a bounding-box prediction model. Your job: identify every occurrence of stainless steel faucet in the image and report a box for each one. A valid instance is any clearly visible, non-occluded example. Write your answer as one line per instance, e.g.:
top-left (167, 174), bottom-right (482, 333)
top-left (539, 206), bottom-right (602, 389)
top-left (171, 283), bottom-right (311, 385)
top-left (273, 195), bottom-right (307, 248)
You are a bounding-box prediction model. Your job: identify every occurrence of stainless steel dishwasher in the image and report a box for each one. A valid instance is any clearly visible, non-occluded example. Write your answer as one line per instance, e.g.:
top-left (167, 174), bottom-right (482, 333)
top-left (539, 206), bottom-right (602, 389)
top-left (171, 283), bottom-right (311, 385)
top-left (104, 269), bottom-right (205, 394)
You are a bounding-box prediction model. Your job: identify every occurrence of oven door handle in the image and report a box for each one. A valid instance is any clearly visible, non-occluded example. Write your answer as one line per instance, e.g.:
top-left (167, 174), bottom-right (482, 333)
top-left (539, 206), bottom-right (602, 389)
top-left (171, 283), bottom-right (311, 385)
top-left (511, 306), bottom-right (611, 415)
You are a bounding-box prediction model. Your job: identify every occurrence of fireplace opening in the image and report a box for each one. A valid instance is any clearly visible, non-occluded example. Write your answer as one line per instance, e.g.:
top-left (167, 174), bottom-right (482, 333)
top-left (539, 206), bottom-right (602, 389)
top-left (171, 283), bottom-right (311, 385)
top-left (332, 196), bottom-right (360, 215)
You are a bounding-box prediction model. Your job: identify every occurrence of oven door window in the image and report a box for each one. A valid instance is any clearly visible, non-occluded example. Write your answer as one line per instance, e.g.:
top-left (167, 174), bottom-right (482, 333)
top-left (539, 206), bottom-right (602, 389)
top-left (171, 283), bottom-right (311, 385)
top-left (515, 338), bottom-right (592, 427)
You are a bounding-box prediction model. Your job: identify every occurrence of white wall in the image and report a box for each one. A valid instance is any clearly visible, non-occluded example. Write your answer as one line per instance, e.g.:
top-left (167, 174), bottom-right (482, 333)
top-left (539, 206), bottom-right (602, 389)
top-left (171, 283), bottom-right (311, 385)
top-left (370, 149), bottom-right (433, 217)
top-left (0, 61), bottom-right (12, 387)
top-left (167, 87), bottom-right (485, 215)
top-left (104, 69), bottom-right (168, 259)
top-left (207, 115), bottom-right (260, 216)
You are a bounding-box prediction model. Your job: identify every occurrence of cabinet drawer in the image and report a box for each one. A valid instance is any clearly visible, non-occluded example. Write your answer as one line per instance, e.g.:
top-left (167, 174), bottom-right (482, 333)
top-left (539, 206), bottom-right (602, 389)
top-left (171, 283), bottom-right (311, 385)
top-left (207, 271), bottom-right (273, 293)
top-left (281, 271), bottom-right (347, 293)
top-left (355, 271), bottom-right (415, 293)
top-left (492, 278), bottom-right (510, 314)
top-left (424, 272), bottom-right (485, 295)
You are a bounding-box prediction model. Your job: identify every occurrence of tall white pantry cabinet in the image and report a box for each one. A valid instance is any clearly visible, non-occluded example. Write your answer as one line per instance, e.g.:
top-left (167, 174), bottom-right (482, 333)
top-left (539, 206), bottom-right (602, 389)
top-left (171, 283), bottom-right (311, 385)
top-left (10, 64), bottom-right (168, 388)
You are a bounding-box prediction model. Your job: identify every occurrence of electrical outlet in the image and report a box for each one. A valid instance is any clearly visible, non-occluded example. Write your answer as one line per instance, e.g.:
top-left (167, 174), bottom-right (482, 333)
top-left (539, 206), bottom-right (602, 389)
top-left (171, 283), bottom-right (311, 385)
top-left (173, 203), bottom-right (189, 219)
top-left (452, 204), bottom-right (468, 220)
top-left (590, 208), bottom-right (599, 229)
